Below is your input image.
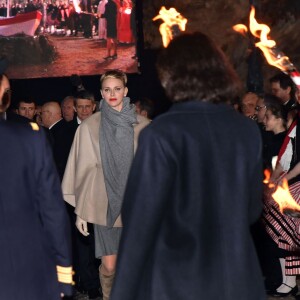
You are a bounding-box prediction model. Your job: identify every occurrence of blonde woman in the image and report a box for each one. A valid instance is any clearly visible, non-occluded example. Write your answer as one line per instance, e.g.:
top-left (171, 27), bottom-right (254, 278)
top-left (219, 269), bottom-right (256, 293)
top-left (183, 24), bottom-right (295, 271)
top-left (62, 70), bottom-right (150, 299)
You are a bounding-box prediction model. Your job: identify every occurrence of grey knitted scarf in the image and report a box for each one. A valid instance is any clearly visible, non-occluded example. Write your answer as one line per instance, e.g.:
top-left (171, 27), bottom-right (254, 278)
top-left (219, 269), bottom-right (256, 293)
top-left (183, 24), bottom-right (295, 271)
top-left (99, 97), bottom-right (137, 227)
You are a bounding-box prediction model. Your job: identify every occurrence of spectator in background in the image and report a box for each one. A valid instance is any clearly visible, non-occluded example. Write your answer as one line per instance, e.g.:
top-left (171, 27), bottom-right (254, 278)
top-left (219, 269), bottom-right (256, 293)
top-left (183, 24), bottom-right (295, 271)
top-left (255, 95), bottom-right (267, 127)
top-left (61, 95), bottom-right (75, 122)
top-left (17, 99), bottom-right (37, 120)
top-left (270, 73), bottom-right (296, 113)
top-left (240, 91), bottom-right (259, 120)
top-left (111, 32), bottom-right (265, 300)
top-left (134, 97), bottom-right (155, 120)
top-left (41, 101), bottom-right (73, 180)
top-left (262, 100), bottom-right (300, 297)
top-left (64, 89), bottom-right (101, 300)
top-left (74, 89), bottom-right (96, 124)
top-left (263, 96), bottom-right (288, 170)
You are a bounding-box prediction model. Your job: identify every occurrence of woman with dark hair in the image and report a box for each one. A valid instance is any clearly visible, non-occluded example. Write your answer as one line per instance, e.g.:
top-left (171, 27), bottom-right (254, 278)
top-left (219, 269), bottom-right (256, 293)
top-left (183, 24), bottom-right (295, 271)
top-left (262, 94), bottom-right (288, 170)
top-left (110, 32), bottom-right (265, 300)
top-left (262, 96), bottom-right (300, 297)
top-left (62, 69), bottom-right (150, 300)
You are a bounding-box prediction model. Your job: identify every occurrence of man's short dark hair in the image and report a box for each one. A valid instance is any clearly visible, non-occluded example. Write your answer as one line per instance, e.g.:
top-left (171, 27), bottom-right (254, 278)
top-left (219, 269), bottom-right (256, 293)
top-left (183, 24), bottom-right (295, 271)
top-left (17, 98), bottom-right (36, 108)
top-left (270, 73), bottom-right (296, 97)
top-left (61, 95), bottom-right (75, 105)
top-left (75, 90), bottom-right (95, 103)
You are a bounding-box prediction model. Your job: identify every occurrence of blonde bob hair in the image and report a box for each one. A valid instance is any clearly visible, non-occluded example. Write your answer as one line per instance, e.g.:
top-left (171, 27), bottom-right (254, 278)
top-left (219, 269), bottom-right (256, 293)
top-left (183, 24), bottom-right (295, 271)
top-left (100, 70), bottom-right (127, 88)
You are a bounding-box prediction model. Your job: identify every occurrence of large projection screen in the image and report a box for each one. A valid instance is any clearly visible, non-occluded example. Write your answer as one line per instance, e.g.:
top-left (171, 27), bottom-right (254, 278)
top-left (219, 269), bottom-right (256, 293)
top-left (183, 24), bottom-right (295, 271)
top-left (1, 0), bottom-right (138, 79)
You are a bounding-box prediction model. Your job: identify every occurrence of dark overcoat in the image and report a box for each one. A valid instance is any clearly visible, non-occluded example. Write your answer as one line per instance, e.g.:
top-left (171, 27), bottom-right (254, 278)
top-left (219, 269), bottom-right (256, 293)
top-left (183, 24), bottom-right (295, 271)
top-left (0, 120), bottom-right (73, 300)
top-left (111, 102), bottom-right (266, 300)
top-left (50, 118), bottom-right (74, 180)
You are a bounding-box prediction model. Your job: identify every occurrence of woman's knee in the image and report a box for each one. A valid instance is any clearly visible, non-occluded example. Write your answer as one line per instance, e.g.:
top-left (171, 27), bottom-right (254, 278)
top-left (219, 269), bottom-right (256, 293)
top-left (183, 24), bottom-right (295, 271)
top-left (101, 256), bottom-right (117, 274)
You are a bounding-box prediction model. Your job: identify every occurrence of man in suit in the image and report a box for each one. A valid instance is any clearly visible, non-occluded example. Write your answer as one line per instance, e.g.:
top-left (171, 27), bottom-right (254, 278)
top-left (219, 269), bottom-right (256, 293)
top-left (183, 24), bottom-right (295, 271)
top-left (61, 96), bottom-right (75, 122)
top-left (111, 32), bottom-right (265, 300)
top-left (65, 90), bottom-right (101, 300)
top-left (73, 90), bottom-right (96, 123)
top-left (41, 101), bottom-right (74, 180)
top-left (0, 72), bottom-right (73, 300)
top-left (270, 73), bottom-right (297, 113)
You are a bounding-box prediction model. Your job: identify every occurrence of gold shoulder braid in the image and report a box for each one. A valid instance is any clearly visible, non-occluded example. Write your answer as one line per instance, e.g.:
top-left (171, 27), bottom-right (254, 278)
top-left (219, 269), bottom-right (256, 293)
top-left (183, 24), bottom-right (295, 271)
top-left (56, 265), bottom-right (75, 285)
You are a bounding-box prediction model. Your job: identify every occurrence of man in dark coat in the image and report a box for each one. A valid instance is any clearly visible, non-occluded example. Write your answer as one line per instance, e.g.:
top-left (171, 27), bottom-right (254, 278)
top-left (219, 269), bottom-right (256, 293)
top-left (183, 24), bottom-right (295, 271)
top-left (64, 90), bottom-right (101, 300)
top-left (41, 101), bottom-right (74, 180)
top-left (0, 73), bottom-right (73, 299)
top-left (111, 32), bottom-right (265, 300)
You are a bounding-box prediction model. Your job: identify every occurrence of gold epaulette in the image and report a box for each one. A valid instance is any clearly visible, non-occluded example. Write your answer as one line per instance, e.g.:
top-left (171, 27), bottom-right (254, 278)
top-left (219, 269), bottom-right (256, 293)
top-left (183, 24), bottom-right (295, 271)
top-left (29, 122), bottom-right (39, 131)
top-left (56, 265), bottom-right (75, 285)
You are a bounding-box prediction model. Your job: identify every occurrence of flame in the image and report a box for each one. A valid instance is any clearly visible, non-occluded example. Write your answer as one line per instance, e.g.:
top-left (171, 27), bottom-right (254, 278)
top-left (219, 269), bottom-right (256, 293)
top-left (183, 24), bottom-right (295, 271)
top-left (153, 6), bottom-right (187, 48)
top-left (232, 24), bottom-right (248, 36)
top-left (233, 6), bottom-right (293, 72)
top-left (263, 169), bottom-right (275, 187)
top-left (272, 178), bottom-right (300, 215)
top-left (248, 6), bottom-right (291, 72)
top-left (263, 169), bottom-right (271, 184)
top-left (263, 170), bottom-right (300, 216)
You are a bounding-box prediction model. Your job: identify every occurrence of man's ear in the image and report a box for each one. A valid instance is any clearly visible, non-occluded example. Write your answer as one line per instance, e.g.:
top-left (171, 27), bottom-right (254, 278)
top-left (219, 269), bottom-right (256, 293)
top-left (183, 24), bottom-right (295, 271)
top-left (140, 110), bottom-right (148, 118)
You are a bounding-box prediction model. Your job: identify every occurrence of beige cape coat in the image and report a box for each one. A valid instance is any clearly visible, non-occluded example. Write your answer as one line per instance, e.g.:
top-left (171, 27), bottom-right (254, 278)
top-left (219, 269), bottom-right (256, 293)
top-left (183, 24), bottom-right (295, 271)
top-left (62, 111), bottom-right (150, 227)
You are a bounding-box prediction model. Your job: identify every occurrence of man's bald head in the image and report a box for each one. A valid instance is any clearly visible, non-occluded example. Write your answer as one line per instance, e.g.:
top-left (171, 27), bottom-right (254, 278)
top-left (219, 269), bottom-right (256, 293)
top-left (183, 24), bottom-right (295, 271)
top-left (41, 101), bottom-right (62, 128)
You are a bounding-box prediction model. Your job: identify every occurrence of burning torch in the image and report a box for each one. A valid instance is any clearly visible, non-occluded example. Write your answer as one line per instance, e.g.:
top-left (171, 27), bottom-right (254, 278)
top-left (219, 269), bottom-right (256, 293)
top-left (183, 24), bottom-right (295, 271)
top-left (235, 7), bottom-right (300, 217)
top-left (153, 6), bottom-right (187, 48)
top-left (233, 6), bottom-right (300, 92)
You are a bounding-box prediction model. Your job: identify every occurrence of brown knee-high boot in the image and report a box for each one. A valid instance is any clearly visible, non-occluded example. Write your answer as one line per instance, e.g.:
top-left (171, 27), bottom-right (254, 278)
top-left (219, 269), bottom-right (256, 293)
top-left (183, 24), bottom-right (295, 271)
top-left (99, 266), bottom-right (115, 300)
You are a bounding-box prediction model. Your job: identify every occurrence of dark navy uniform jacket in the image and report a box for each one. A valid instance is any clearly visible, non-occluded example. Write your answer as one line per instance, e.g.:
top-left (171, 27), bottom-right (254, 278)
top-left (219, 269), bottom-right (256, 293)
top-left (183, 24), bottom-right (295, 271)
top-left (111, 102), bottom-right (265, 300)
top-left (0, 120), bottom-right (73, 300)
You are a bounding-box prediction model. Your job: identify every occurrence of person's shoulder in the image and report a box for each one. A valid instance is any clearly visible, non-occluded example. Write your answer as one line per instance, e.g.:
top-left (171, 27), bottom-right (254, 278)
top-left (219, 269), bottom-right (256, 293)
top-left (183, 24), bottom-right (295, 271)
top-left (1, 120), bottom-right (44, 140)
top-left (6, 111), bottom-right (30, 124)
top-left (79, 112), bottom-right (100, 132)
top-left (82, 111), bottom-right (100, 125)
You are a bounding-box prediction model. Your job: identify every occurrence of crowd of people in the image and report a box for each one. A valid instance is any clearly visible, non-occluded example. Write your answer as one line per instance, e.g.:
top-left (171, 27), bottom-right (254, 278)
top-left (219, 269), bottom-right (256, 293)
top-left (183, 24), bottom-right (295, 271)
top-left (1, 29), bottom-right (300, 300)
top-left (0, 0), bottom-right (135, 47)
top-left (235, 72), bottom-right (300, 297)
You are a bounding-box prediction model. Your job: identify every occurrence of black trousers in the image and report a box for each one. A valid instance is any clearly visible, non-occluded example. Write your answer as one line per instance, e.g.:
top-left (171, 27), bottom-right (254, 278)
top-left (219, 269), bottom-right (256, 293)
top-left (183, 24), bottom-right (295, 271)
top-left (66, 203), bottom-right (101, 294)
